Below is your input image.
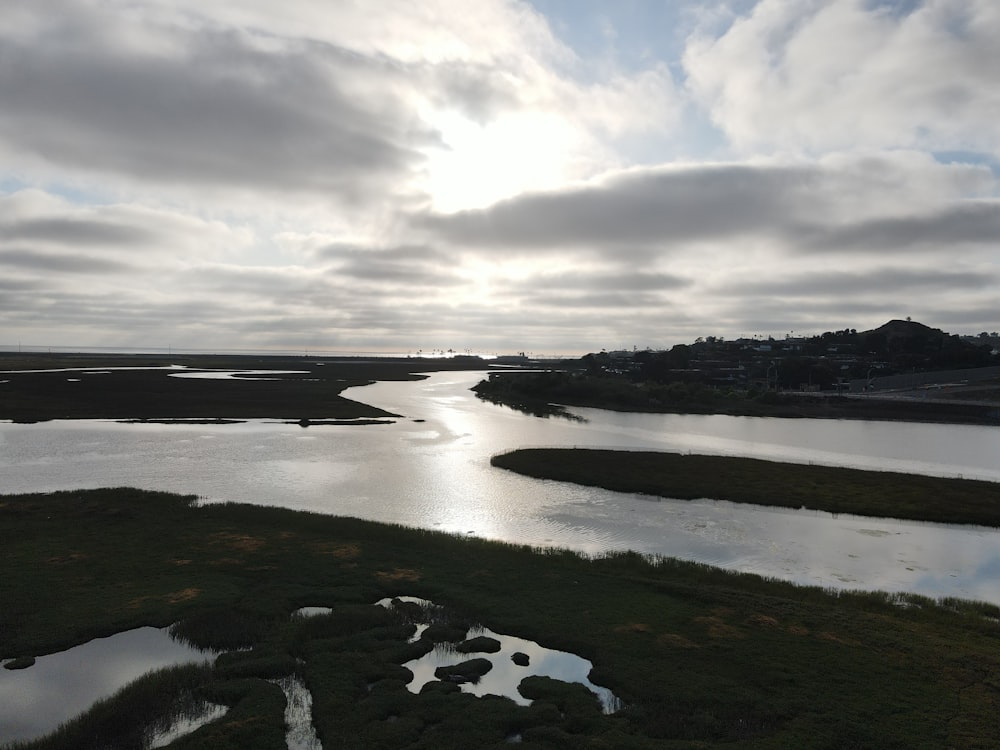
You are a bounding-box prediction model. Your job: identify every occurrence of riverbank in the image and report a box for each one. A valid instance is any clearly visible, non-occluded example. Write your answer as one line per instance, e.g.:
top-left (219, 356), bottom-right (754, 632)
top-left (491, 449), bottom-right (1000, 527)
top-left (472, 371), bottom-right (1000, 425)
top-left (2, 488), bottom-right (999, 748)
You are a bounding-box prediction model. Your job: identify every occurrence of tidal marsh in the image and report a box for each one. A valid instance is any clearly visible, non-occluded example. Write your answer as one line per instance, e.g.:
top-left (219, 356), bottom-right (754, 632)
top-left (2, 488), bottom-right (999, 748)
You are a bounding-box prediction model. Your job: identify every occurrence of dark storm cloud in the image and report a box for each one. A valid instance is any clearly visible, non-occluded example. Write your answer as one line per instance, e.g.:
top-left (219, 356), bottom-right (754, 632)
top-left (0, 17), bottom-right (429, 200)
top-left (0, 248), bottom-right (133, 274)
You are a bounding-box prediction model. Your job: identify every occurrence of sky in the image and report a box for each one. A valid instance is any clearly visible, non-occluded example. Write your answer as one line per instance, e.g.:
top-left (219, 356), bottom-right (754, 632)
top-left (1, 0), bottom-right (998, 355)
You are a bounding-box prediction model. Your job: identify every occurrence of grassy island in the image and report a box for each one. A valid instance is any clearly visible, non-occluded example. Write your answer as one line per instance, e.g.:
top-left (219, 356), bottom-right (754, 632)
top-left (2, 488), bottom-right (1000, 748)
top-left (491, 448), bottom-right (1000, 528)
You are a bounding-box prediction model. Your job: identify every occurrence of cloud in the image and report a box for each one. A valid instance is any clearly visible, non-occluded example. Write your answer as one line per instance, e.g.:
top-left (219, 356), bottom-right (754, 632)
top-left (316, 244), bottom-right (463, 288)
top-left (684, 0), bottom-right (1000, 155)
top-left (0, 8), bottom-right (428, 203)
top-left (418, 154), bottom-right (996, 257)
top-left (722, 267), bottom-right (995, 297)
top-left (0, 248), bottom-right (134, 275)
top-left (3, 218), bottom-right (154, 246)
top-left (0, 191), bottom-right (249, 268)
top-left (803, 201), bottom-right (1000, 253)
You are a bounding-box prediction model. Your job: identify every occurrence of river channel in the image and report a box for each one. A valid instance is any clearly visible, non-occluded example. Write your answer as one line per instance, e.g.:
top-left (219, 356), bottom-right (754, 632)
top-left (2, 370), bottom-right (999, 605)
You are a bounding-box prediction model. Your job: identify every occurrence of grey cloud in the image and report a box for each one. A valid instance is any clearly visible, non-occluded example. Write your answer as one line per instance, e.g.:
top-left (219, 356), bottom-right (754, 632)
top-left (724, 268), bottom-right (995, 297)
top-left (318, 244), bottom-right (462, 287)
top-left (420, 162), bottom-right (1000, 264)
top-left (803, 202), bottom-right (1000, 253)
top-left (316, 243), bottom-right (453, 264)
top-left (494, 269), bottom-right (690, 310)
top-left (0, 17), bottom-right (428, 200)
top-left (534, 270), bottom-right (690, 292)
top-left (425, 62), bottom-right (522, 124)
top-left (931, 306), bottom-right (1000, 329)
top-left (521, 291), bottom-right (672, 309)
top-left (0, 277), bottom-right (43, 295)
top-left (178, 265), bottom-right (333, 302)
top-left (3, 218), bottom-right (154, 246)
top-left (0, 248), bottom-right (133, 274)
top-left (332, 263), bottom-right (463, 287)
top-left (419, 164), bottom-right (816, 250)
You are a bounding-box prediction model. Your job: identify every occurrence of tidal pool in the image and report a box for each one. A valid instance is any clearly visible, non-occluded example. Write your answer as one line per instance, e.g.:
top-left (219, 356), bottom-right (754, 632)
top-left (382, 597), bottom-right (620, 712)
top-left (0, 627), bottom-right (216, 746)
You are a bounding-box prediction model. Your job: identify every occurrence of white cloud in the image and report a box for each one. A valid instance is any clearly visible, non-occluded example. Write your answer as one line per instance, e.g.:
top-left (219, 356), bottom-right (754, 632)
top-left (684, 0), bottom-right (1000, 156)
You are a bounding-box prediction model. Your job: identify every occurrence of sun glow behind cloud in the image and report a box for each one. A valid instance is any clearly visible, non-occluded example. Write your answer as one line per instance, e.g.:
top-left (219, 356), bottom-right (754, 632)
top-left (419, 108), bottom-right (598, 212)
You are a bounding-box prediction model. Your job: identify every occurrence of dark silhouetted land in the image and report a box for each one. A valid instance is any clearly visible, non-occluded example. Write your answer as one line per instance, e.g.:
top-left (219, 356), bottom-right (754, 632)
top-left (0, 353), bottom-right (489, 422)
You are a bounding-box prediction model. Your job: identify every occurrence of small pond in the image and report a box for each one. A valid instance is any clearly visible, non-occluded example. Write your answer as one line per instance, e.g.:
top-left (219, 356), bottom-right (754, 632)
top-left (382, 597), bottom-right (621, 713)
top-left (0, 626), bottom-right (215, 746)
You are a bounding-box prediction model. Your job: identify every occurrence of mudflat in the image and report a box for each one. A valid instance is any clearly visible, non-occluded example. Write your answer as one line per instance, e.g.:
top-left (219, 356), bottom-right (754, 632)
top-left (0, 352), bottom-right (489, 422)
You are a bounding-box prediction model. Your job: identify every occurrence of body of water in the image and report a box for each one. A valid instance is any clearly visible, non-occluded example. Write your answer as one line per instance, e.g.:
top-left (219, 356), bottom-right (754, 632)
top-left (2, 370), bottom-right (999, 605)
top-left (0, 627), bottom-right (213, 745)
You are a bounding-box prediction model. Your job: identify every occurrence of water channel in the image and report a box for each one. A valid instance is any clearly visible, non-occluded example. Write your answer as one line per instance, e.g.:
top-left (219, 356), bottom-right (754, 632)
top-left (2, 370), bottom-right (999, 607)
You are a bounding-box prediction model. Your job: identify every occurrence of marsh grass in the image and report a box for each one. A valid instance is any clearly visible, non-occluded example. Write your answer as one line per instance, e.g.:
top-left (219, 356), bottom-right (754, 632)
top-left (2, 488), bottom-right (999, 748)
top-left (491, 448), bottom-right (1000, 527)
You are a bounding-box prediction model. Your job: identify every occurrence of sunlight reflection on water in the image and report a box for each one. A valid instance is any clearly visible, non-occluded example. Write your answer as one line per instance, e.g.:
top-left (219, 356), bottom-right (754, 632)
top-left (1, 371), bottom-right (999, 605)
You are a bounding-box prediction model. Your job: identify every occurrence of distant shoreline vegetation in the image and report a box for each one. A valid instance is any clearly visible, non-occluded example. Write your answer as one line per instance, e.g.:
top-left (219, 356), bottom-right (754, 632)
top-left (471, 370), bottom-right (1000, 425)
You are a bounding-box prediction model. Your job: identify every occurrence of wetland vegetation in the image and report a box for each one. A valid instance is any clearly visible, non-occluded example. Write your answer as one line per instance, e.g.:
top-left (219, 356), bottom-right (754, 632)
top-left (4, 353), bottom-right (1000, 747)
top-left (3, 488), bottom-right (1000, 748)
top-left (491, 448), bottom-right (1000, 527)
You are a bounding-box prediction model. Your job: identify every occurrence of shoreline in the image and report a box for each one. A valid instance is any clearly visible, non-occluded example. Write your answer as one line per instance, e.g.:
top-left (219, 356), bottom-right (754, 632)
top-left (472, 372), bottom-right (1000, 426)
